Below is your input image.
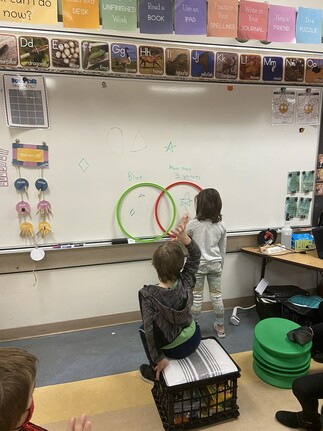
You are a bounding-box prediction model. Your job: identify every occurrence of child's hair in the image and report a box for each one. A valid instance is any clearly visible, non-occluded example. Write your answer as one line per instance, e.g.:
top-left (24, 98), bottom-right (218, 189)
top-left (195, 188), bottom-right (222, 223)
top-left (0, 347), bottom-right (38, 431)
top-left (152, 241), bottom-right (185, 283)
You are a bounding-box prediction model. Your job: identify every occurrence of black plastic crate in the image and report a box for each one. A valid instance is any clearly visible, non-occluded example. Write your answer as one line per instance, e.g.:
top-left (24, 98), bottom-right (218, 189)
top-left (151, 338), bottom-right (240, 430)
top-left (281, 301), bottom-right (322, 326)
top-left (254, 285), bottom-right (309, 321)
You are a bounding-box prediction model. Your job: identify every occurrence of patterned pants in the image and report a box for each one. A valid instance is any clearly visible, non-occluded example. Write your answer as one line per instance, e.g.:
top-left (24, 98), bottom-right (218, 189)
top-left (191, 261), bottom-right (224, 326)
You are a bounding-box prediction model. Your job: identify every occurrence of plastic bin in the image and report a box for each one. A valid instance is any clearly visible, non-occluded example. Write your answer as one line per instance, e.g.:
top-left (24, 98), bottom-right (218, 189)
top-left (255, 285), bottom-right (310, 322)
top-left (151, 337), bottom-right (241, 430)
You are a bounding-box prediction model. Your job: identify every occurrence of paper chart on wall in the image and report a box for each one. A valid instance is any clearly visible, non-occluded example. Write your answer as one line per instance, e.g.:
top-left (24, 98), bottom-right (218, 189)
top-left (272, 90), bottom-right (296, 125)
top-left (296, 90), bottom-right (321, 125)
top-left (3, 74), bottom-right (49, 128)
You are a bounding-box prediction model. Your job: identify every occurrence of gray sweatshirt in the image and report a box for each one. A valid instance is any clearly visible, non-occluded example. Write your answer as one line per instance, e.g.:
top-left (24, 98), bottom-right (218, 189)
top-left (186, 219), bottom-right (227, 267)
top-left (138, 239), bottom-right (201, 364)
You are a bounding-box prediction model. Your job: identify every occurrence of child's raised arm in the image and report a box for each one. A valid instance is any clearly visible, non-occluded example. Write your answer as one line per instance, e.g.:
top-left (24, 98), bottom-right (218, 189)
top-left (170, 214), bottom-right (191, 246)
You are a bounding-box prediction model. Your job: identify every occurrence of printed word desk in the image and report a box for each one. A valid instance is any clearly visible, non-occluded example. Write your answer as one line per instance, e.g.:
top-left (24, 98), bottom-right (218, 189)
top-left (241, 246), bottom-right (323, 280)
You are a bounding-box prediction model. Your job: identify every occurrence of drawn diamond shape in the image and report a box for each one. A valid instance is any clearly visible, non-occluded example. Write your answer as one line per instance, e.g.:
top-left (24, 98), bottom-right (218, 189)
top-left (79, 158), bottom-right (89, 172)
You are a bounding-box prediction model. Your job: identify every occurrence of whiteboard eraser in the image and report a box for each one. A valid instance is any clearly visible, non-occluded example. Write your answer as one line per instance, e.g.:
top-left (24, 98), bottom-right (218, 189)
top-left (111, 238), bottom-right (129, 245)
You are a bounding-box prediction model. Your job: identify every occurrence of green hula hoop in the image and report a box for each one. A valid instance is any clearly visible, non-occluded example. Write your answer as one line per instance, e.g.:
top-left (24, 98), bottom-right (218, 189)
top-left (116, 182), bottom-right (177, 243)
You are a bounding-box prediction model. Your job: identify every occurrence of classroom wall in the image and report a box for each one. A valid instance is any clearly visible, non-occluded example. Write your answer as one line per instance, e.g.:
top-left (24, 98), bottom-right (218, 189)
top-left (0, 249), bottom-right (318, 332)
top-left (0, 0), bottom-right (322, 335)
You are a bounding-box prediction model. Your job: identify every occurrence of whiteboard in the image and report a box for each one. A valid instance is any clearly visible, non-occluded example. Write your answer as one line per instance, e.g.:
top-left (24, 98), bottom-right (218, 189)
top-left (0, 74), bottom-right (320, 248)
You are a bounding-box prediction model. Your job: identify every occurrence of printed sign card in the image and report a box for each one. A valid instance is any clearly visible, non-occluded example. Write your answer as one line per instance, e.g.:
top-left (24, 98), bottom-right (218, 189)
top-left (267, 5), bottom-right (296, 43)
top-left (51, 39), bottom-right (80, 69)
top-left (138, 46), bottom-right (164, 75)
top-left (284, 57), bottom-right (305, 82)
top-left (207, 0), bottom-right (238, 38)
top-left (191, 50), bottom-right (214, 78)
top-left (62, 0), bottom-right (99, 29)
top-left (305, 58), bottom-right (323, 84)
top-left (111, 43), bottom-right (137, 73)
top-left (287, 172), bottom-right (300, 194)
top-left (215, 52), bottom-right (238, 79)
top-left (0, 0), bottom-right (57, 24)
top-left (285, 197), bottom-right (298, 219)
top-left (272, 90), bottom-right (295, 125)
top-left (3, 75), bottom-right (49, 128)
top-left (165, 48), bottom-right (189, 77)
top-left (19, 36), bottom-right (49, 69)
top-left (101, 0), bottom-right (137, 31)
top-left (262, 56), bottom-right (283, 82)
top-left (139, 0), bottom-right (173, 34)
top-left (301, 171), bottom-right (315, 194)
top-left (239, 54), bottom-right (261, 80)
top-left (296, 7), bottom-right (323, 44)
top-left (0, 35), bottom-right (18, 67)
top-left (297, 90), bottom-right (321, 125)
top-left (238, 0), bottom-right (268, 41)
top-left (297, 197), bottom-right (312, 219)
top-left (317, 169), bottom-right (323, 182)
top-left (12, 142), bottom-right (49, 167)
top-left (82, 41), bottom-right (109, 72)
top-left (174, 0), bottom-right (206, 35)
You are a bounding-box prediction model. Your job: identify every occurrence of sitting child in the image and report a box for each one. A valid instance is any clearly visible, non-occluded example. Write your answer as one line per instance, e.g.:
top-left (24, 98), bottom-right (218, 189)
top-left (275, 323), bottom-right (323, 430)
top-left (0, 347), bottom-right (92, 431)
top-left (138, 214), bottom-right (201, 383)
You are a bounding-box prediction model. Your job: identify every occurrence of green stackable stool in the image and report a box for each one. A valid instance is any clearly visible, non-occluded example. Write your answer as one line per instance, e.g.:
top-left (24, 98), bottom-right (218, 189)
top-left (253, 317), bottom-right (312, 389)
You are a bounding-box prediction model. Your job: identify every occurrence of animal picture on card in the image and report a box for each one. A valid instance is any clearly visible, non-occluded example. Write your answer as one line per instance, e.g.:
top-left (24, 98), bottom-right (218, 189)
top-left (82, 41), bottom-right (109, 72)
top-left (165, 48), bottom-right (189, 77)
top-left (215, 52), bottom-right (238, 80)
top-left (284, 57), bottom-right (305, 82)
top-left (305, 58), bottom-right (323, 84)
top-left (317, 169), bottom-right (323, 183)
top-left (239, 55), bottom-right (261, 80)
top-left (191, 50), bottom-right (214, 78)
top-left (111, 43), bottom-right (137, 74)
top-left (139, 46), bottom-right (164, 75)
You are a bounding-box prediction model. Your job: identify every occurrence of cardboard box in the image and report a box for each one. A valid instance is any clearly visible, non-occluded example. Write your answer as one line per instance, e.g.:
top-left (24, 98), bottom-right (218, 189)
top-left (291, 233), bottom-right (315, 251)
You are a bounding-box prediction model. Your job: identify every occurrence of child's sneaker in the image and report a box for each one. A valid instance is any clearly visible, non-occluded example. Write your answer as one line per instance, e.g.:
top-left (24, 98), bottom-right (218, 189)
top-left (139, 364), bottom-right (156, 384)
top-left (214, 323), bottom-right (226, 338)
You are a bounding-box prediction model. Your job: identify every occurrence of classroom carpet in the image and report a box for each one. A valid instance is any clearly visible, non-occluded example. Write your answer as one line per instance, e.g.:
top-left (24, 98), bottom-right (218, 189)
top-left (0, 308), bottom-right (260, 387)
top-left (33, 350), bottom-right (323, 431)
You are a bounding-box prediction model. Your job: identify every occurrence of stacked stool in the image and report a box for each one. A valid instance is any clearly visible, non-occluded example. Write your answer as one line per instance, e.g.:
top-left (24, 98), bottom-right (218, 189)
top-left (253, 317), bottom-right (312, 389)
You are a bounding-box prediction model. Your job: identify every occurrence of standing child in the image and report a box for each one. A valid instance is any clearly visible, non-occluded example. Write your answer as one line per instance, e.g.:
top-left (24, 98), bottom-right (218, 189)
top-left (138, 214), bottom-right (201, 384)
top-left (187, 188), bottom-right (227, 338)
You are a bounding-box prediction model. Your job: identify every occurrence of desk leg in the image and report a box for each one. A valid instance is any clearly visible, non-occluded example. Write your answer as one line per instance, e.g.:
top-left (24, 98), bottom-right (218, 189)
top-left (260, 257), bottom-right (267, 280)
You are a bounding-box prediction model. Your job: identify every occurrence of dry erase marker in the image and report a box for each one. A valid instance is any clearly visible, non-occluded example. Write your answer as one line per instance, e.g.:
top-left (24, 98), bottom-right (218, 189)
top-left (53, 243), bottom-right (83, 249)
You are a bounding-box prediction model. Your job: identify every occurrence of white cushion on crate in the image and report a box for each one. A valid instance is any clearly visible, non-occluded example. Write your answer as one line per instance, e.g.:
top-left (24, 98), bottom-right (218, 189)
top-left (162, 338), bottom-right (239, 387)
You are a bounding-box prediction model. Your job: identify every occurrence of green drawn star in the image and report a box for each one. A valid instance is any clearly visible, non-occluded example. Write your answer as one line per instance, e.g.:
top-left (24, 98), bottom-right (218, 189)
top-left (179, 192), bottom-right (192, 206)
top-left (164, 142), bottom-right (176, 152)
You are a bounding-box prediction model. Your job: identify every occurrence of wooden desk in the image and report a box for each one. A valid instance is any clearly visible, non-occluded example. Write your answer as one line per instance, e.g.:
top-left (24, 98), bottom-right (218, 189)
top-left (241, 246), bottom-right (323, 279)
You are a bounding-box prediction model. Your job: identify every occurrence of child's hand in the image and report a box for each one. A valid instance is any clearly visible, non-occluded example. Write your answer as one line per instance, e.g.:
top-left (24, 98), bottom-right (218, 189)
top-left (66, 415), bottom-right (92, 431)
top-left (170, 214), bottom-right (191, 246)
top-left (154, 357), bottom-right (169, 381)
